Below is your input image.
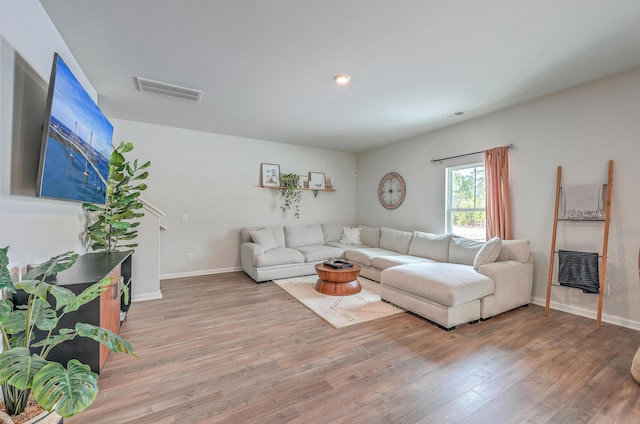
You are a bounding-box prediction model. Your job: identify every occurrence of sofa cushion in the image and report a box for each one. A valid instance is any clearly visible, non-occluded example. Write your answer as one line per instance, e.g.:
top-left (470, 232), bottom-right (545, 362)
top-left (242, 226), bottom-right (285, 247)
top-left (380, 227), bottom-right (413, 254)
top-left (285, 224), bottom-right (325, 248)
top-left (372, 255), bottom-right (436, 270)
top-left (408, 232), bottom-right (451, 262)
top-left (358, 226), bottom-right (381, 247)
top-left (473, 237), bottom-right (502, 270)
top-left (340, 226), bottom-right (362, 245)
top-left (345, 247), bottom-right (400, 267)
top-left (296, 245), bottom-right (345, 262)
top-left (253, 248), bottom-right (305, 267)
top-left (449, 236), bottom-right (484, 266)
top-left (497, 239), bottom-right (531, 263)
top-left (326, 241), bottom-right (369, 251)
top-left (249, 227), bottom-right (278, 251)
top-left (381, 263), bottom-right (494, 307)
top-left (322, 223), bottom-right (345, 243)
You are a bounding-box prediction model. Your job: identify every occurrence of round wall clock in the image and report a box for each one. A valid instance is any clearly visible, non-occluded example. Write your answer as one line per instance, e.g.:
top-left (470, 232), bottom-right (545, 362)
top-left (378, 172), bottom-right (406, 210)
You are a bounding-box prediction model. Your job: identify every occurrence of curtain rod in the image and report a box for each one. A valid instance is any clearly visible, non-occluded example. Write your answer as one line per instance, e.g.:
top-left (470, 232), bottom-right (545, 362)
top-left (431, 144), bottom-right (515, 164)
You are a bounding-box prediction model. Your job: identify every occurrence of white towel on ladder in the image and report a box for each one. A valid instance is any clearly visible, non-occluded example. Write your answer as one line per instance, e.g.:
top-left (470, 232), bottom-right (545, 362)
top-left (561, 184), bottom-right (605, 220)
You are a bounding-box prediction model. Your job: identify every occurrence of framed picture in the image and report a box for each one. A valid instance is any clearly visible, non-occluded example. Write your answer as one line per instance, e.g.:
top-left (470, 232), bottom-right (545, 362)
top-left (309, 172), bottom-right (325, 189)
top-left (298, 175), bottom-right (309, 189)
top-left (260, 163), bottom-right (280, 187)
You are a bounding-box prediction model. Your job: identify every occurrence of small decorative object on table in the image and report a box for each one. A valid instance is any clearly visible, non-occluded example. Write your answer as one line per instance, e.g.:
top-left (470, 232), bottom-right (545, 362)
top-left (323, 259), bottom-right (353, 269)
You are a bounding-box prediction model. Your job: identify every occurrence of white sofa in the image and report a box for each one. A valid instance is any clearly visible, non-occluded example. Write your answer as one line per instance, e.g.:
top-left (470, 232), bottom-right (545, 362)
top-left (240, 224), bottom-right (534, 330)
top-left (240, 224), bottom-right (351, 282)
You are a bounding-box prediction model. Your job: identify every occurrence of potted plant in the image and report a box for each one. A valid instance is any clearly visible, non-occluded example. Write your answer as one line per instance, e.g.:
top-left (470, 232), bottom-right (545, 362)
top-left (0, 247), bottom-right (136, 423)
top-left (280, 173), bottom-right (302, 218)
top-left (83, 141), bottom-right (150, 252)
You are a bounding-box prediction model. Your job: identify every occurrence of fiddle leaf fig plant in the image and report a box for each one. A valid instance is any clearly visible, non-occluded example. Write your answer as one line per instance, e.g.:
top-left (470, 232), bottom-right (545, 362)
top-left (0, 247), bottom-right (136, 419)
top-left (83, 141), bottom-right (150, 252)
top-left (280, 173), bottom-right (302, 218)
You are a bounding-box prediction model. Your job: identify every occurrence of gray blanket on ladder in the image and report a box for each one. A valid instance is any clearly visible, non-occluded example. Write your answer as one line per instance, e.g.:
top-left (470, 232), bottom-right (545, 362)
top-left (558, 250), bottom-right (600, 294)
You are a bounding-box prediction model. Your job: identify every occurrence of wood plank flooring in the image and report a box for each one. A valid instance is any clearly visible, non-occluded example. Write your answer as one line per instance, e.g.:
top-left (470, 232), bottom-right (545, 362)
top-left (67, 272), bottom-right (640, 424)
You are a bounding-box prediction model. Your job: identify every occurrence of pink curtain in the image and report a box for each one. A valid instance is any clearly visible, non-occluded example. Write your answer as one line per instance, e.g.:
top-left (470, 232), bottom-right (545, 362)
top-left (484, 146), bottom-right (512, 240)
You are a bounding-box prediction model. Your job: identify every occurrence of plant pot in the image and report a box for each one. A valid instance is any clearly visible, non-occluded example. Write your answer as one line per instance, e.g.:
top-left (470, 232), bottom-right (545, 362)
top-left (0, 406), bottom-right (62, 424)
top-left (24, 410), bottom-right (63, 424)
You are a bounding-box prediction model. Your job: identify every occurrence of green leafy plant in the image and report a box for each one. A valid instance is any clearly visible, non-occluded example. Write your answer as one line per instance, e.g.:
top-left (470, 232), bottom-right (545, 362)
top-left (83, 141), bottom-right (150, 252)
top-left (0, 247), bottom-right (136, 419)
top-left (280, 173), bottom-right (302, 218)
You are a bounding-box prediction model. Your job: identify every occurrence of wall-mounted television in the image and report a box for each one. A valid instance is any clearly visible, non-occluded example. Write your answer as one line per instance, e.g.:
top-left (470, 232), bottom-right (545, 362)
top-left (36, 53), bottom-right (113, 204)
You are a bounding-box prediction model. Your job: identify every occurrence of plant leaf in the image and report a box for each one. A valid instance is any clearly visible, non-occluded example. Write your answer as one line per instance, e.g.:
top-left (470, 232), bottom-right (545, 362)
top-left (48, 284), bottom-right (77, 311)
top-left (63, 278), bottom-right (111, 314)
top-left (0, 348), bottom-right (48, 390)
top-left (15, 280), bottom-right (50, 303)
top-left (121, 142), bottom-right (134, 153)
top-left (32, 360), bottom-right (98, 418)
top-left (32, 328), bottom-right (77, 350)
top-left (30, 298), bottom-right (59, 331)
top-left (0, 246), bottom-right (16, 293)
top-left (23, 252), bottom-right (78, 280)
top-left (0, 299), bottom-right (13, 325)
top-left (2, 309), bottom-right (27, 335)
top-left (75, 323), bottom-right (137, 356)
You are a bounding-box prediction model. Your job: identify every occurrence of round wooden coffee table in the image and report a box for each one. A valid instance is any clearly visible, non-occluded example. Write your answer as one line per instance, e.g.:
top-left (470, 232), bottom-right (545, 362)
top-left (314, 262), bottom-right (362, 296)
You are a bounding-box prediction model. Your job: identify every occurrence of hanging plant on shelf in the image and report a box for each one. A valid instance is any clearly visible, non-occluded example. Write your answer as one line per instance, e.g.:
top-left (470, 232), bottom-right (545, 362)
top-left (280, 173), bottom-right (302, 218)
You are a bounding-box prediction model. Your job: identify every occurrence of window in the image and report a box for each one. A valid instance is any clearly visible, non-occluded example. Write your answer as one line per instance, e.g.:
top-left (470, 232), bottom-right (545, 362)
top-left (446, 163), bottom-right (486, 241)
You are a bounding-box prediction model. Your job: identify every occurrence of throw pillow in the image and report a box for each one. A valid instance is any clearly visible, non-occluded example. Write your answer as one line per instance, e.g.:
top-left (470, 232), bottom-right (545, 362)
top-left (249, 227), bottom-right (278, 251)
top-left (497, 239), bottom-right (531, 263)
top-left (473, 237), bottom-right (502, 270)
top-left (340, 226), bottom-right (362, 245)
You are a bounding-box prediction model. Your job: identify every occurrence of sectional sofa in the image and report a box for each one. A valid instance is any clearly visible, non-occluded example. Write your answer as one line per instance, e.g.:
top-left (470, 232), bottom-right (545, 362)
top-left (240, 223), bottom-right (534, 329)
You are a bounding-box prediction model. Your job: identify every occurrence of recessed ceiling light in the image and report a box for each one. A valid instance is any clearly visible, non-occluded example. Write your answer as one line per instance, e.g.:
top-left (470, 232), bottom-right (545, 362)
top-left (333, 74), bottom-right (351, 85)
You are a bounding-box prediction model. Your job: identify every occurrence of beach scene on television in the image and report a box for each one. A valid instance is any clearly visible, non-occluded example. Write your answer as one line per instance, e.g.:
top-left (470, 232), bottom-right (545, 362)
top-left (39, 55), bottom-right (113, 204)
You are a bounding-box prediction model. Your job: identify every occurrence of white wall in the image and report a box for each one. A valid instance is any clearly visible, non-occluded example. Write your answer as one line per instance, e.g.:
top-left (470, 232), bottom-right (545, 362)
top-left (111, 119), bottom-right (357, 278)
top-left (357, 68), bottom-right (640, 329)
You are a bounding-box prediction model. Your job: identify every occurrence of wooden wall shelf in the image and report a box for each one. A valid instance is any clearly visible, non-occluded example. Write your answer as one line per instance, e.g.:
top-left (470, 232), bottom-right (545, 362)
top-left (263, 186), bottom-right (337, 197)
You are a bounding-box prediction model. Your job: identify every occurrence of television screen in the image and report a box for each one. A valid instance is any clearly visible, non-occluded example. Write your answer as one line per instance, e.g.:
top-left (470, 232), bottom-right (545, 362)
top-left (36, 53), bottom-right (113, 204)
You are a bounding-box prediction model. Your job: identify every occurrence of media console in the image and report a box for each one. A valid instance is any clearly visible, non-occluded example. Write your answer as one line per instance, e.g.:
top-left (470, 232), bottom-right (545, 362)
top-left (44, 251), bottom-right (132, 373)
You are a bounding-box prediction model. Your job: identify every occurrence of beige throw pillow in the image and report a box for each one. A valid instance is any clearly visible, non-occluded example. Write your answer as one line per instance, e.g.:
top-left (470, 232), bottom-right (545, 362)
top-left (497, 239), bottom-right (531, 263)
top-left (340, 226), bottom-right (362, 245)
top-left (473, 237), bottom-right (502, 270)
top-left (249, 227), bottom-right (278, 251)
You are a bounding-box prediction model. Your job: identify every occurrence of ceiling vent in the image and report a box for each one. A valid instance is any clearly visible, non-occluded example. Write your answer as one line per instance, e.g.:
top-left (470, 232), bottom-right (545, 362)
top-left (135, 77), bottom-right (203, 102)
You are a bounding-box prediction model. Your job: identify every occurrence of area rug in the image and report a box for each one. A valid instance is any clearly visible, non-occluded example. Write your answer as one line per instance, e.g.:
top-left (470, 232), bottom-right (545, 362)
top-left (273, 275), bottom-right (405, 328)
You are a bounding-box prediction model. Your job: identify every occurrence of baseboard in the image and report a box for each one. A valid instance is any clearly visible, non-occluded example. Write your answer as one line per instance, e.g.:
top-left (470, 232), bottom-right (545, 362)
top-left (160, 266), bottom-right (242, 280)
top-left (132, 291), bottom-right (162, 302)
top-left (531, 296), bottom-right (640, 331)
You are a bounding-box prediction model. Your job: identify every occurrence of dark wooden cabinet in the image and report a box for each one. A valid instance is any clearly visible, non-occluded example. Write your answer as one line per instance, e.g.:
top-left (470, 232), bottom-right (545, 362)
top-left (45, 252), bottom-right (132, 373)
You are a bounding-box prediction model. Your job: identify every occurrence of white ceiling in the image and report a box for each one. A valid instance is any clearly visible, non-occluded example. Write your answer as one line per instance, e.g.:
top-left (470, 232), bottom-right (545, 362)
top-left (40, 0), bottom-right (640, 153)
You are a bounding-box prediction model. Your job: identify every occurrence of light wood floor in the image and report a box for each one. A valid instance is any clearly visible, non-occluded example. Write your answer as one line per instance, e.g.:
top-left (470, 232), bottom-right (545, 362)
top-left (67, 272), bottom-right (640, 424)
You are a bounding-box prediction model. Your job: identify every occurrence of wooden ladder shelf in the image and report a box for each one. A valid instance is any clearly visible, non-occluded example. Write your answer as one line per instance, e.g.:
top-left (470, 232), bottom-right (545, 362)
top-left (545, 160), bottom-right (613, 328)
